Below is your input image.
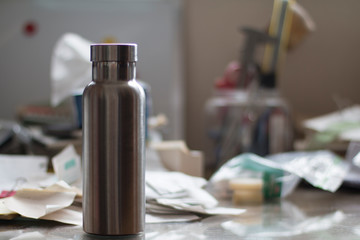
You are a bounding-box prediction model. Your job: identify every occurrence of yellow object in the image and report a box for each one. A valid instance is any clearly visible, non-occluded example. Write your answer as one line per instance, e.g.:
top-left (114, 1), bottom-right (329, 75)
top-left (229, 178), bottom-right (263, 191)
top-left (287, 3), bottom-right (316, 50)
top-left (101, 36), bottom-right (118, 43)
top-left (229, 178), bottom-right (264, 205)
top-left (262, 0), bottom-right (296, 74)
top-left (233, 189), bottom-right (264, 205)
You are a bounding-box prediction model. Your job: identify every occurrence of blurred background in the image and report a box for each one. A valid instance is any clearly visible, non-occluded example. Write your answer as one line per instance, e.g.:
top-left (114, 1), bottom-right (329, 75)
top-left (185, 0), bottom-right (360, 160)
top-left (0, 0), bottom-right (359, 173)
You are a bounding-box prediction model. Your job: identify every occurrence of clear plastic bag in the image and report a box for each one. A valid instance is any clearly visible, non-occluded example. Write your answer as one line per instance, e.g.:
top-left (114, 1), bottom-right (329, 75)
top-left (207, 151), bottom-right (348, 202)
top-left (268, 150), bottom-right (349, 193)
top-left (207, 153), bottom-right (301, 201)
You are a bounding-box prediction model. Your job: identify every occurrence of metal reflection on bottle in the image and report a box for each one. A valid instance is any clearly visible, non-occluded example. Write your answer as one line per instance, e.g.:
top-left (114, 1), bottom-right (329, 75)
top-left (82, 44), bottom-right (145, 236)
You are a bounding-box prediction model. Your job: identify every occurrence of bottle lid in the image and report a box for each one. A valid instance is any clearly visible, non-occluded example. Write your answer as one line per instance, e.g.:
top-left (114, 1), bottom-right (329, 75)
top-left (90, 43), bottom-right (137, 62)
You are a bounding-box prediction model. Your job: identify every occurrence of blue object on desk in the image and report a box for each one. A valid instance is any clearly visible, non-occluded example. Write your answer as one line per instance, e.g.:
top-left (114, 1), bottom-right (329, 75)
top-left (73, 92), bottom-right (83, 129)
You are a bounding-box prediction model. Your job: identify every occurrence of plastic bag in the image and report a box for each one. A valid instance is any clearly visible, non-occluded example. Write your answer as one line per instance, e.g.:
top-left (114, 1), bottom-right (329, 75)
top-left (268, 150), bottom-right (349, 192)
top-left (50, 33), bottom-right (92, 106)
top-left (207, 151), bottom-right (348, 202)
top-left (207, 153), bottom-right (301, 201)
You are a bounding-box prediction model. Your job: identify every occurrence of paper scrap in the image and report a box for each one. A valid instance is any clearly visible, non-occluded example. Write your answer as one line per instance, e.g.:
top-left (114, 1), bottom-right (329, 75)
top-left (340, 128), bottom-right (360, 142)
top-left (46, 180), bottom-right (82, 197)
top-left (19, 173), bottom-right (58, 191)
top-left (0, 154), bottom-right (48, 192)
top-left (41, 206), bottom-right (82, 226)
top-left (303, 105), bottom-right (360, 132)
top-left (146, 213), bottom-right (200, 223)
top-left (3, 188), bottom-right (76, 219)
top-left (145, 171), bottom-right (245, 219)
top-left (0, 198), bottom-right (17, 219)
top-left (204, 207), bottom-right (246, 215)
top-left (146, 171), bottom-right (217, 208)
top-left (52, 145), bottom-right (81, 184)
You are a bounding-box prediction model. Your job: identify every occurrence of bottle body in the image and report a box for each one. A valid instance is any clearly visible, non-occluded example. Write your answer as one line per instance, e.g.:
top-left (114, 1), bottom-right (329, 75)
top-left (82, 44), bottom-right (145, 235)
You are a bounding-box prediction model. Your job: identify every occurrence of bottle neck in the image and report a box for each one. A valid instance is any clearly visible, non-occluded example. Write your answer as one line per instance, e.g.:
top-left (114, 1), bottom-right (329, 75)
top-left (92, 62), bottom-right (136, 82)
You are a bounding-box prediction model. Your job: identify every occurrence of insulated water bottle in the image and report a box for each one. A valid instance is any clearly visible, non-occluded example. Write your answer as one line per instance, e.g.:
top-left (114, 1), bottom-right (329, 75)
top-left (82, 43), bottom-right (145, 236)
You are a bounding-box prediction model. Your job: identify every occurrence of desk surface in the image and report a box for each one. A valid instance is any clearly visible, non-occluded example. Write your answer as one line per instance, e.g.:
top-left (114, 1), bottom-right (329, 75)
top-left (1, 186), bottom-right (360, 240)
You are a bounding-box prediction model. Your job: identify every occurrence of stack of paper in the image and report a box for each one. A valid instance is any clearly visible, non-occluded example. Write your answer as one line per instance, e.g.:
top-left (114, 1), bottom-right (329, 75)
top-left (145, 171), bottom-right (245, 223)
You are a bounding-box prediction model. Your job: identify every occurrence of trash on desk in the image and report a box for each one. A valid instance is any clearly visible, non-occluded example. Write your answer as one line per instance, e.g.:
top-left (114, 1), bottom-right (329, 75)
top-left (51, 144), bottom-right (81, 185)
top-left (268, 150), bottom-right (349, 192)
top-left (302, 105), bottom-right (360, 150)
top-left (145, 148), bottom-right (245, 223)
top-left (207, 153), bottom-right (299, 204)
top-left (1, 181), bottom-right (81, 225)
top-left (146, 212), bottom-right (201, 224)
top-left (0, 200), bottom-right (17, 219)
top-left (0, 154), bottom-right (49, 194)
top-left (208, 151), bottom-right (348, 204)
top-left (0, 146), bottom-right (243, 225)
top-left (338, 142), bottom-right (360, 189)
top-left (146, 171), bottom-right (245, 220)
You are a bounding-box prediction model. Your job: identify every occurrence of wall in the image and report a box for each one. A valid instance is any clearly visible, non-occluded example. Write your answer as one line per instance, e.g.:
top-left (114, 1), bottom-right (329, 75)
top-left (1, 0), bottom-right (360, 162)
top-left (184, 0), bottom-right (360, 158)
top-left (0, 0), bottom-right (185, 140)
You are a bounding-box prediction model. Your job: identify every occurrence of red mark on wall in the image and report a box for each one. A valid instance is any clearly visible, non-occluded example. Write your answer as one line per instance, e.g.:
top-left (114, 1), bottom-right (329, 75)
top-left (23, 21), bottom-right (38, 37)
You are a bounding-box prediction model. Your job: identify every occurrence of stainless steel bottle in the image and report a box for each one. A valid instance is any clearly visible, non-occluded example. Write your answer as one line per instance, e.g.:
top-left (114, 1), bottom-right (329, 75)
top-left (82, 44), bottom-right (145, 236)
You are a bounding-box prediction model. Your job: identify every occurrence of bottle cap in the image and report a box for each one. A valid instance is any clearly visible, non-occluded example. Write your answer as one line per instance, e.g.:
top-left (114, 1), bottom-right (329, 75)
top-left (91, 43), bottom-right (137, 62)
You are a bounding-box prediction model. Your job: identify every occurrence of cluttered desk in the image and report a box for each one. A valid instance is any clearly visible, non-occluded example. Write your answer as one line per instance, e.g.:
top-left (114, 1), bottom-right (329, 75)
top-left (1, 188), bottom-right (360, 240)
top-left (2, 0), bottom-right (360, 239)
top-left (2, 147), bottom-right (360, 240)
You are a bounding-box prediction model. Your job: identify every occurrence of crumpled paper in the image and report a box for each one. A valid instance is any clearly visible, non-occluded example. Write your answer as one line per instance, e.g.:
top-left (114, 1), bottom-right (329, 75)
top-left (2, 181), bottom-right (81, 225)
top-left (50, 32), bottom-right (92, 106)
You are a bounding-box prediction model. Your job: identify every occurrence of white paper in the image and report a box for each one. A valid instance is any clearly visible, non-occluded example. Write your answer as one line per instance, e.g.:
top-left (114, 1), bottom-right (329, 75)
top-left (303, 105), bottom-right (360, 132)
top-left (146, 172), bottom-right (189, 197)
top-left (146, 171), bottom-right (218, 208)
top-left (3, 188), bottom-right (76, 219)
top-left (52, 145), bottom-right (81, 184)
top-left (0, 199), bottom-right (16, 215)
top-left (340, 128), bottom-right (360, 141)
top-left (204, 207), bottom-right (246, 215)
top-left (146, 213), bottom-right (200, 223)
top-left (0, 154), bottom-right (48, 191)
top-left (146, 171), bottom-right (245, 218)
top-left (41, 207), bottom-right (82, 226)
top-left (19, 173), bottom-right (58, 190)
top-left (46, 180), bottom-right (82, 197)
